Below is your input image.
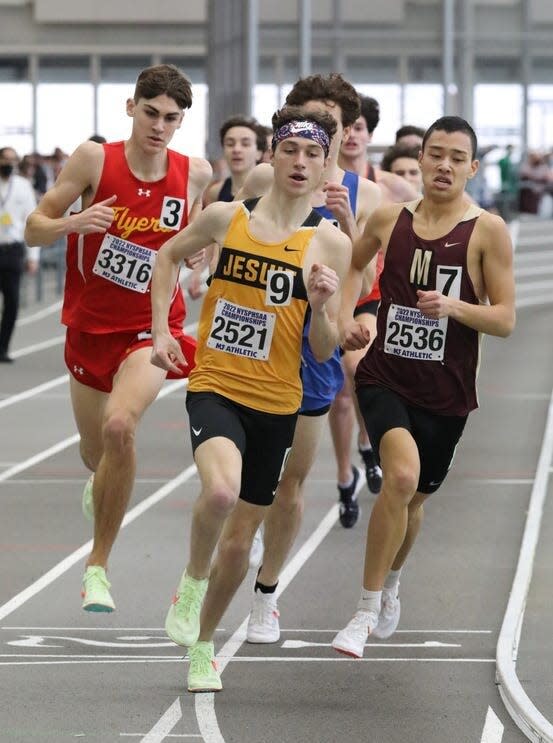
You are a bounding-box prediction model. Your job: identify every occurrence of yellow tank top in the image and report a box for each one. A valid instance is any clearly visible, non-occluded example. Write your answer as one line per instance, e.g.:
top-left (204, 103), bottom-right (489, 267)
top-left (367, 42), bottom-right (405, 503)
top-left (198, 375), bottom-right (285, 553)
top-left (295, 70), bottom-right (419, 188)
top-left (188, 198), bottom-right (322, 414)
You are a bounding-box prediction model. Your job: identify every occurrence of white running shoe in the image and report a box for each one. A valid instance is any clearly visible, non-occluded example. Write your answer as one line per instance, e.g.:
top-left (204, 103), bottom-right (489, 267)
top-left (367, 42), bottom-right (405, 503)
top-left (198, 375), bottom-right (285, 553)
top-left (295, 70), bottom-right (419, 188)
top-left (332, 609), bottom-right (378, 659)
top-left (248, 526), bottom-right (264, 570)
top-left (372, 587), bottom-right (401, 639)
top-left (82, 475), bottom-right (94, 522)
top-left (246, 590), bottom-right (280, 643)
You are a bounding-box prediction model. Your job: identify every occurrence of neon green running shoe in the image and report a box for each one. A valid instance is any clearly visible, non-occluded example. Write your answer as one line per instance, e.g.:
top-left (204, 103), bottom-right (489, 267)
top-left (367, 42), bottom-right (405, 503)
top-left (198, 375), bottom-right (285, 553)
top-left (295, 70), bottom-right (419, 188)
top-left (187, 641), bottom-right (222, 693)
top-left (82, 475), bottom-right (94, 522)
top-left (165, 571), bottom-right (208, 647)
top-left (81, 566), bottom-right (115, 612)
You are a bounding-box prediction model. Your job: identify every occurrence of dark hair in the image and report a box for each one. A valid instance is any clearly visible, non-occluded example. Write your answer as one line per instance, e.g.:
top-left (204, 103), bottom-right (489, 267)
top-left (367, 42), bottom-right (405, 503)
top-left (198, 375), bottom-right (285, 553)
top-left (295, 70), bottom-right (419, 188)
top-left (395, 124), bottom-right (426, 144)
top-left (89, 134), bottom-right (107, 144)
top-left (285, 73), bottom-right (360, 127)
top-left (359, 95), bottom-right (380, 134)
top-left (271, 105), bottom-right (338, 153)
top-left (134, 64), bottom-right (192, 110)
top-left (380, 144), bottom-right (421, 172)
top-left (422, 116), bottom-right (478, 159)
top-left (219, 115), bottom-right (266, 152)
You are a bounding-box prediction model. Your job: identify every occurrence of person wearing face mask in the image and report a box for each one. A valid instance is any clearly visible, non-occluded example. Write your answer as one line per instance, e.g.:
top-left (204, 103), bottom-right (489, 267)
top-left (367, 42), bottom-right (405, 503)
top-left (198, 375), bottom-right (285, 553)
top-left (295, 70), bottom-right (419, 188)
top-left (0, 147), bottom-right (40, 362)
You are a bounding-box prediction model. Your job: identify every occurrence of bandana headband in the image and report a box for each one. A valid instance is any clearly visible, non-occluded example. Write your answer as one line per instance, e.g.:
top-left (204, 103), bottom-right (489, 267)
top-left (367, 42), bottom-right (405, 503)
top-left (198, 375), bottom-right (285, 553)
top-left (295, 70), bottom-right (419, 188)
top-left (272, 120), bottom-right (330, 156)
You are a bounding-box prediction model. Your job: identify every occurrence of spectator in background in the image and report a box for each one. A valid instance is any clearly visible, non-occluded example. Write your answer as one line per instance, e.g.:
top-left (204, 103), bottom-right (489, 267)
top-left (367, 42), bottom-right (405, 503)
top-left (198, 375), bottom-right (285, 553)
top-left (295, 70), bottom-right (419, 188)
top-left (496, 144), bottom-right (518, 221)
top-left (518, 150), bottom-right (552, 215)
top-left (466, 144), bottom-right (498, 209)
top-left (0, 146), bottom-right (39, 362)
top-left (19, 153), bottom-right (48, 198)
top-left (395, 125), bottom-right (425, 150)
top-left (380, 144), bottom-right (423, 194)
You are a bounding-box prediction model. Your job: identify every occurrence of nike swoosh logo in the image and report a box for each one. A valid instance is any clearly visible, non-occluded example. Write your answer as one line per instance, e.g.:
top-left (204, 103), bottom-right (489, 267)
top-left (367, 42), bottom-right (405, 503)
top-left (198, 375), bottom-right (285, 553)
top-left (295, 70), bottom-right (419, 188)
top-left (444, 241), bottom-right (461, 248)
top-left (192, 427), bottom-right (203, 436)
top-left (284, 245), bottom-right (300, 252)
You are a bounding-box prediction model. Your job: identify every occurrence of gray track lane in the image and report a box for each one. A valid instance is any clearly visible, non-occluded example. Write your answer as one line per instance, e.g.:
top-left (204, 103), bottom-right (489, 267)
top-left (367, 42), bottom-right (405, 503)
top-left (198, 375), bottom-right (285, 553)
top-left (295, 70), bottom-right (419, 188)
top-left (1, 223), bottom-right (552, 742)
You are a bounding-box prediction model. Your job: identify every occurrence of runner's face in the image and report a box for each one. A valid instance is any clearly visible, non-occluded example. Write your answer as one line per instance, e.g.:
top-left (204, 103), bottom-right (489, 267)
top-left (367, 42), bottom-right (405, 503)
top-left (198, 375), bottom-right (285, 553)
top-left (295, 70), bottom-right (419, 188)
top-left (419, 130), bottom-right (478, 199)
top-left (127, 94), bottom-right (184, 151)
top-left (341, 116), bottom-right (370, 159)
top-left (222, 126), bottom-right (260, 174)
top-left (272, 136), bottom-right (326, 196)
top-left (390, 157), bottom-right (423, 192)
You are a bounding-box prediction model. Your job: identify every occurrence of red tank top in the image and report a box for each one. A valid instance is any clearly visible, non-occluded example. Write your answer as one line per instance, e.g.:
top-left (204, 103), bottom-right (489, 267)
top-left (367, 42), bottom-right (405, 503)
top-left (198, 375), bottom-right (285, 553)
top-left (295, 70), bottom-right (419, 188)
top-left (355, 201), bottom-right (482, 416)
top-left (62, 141), bottom-right (190, 333)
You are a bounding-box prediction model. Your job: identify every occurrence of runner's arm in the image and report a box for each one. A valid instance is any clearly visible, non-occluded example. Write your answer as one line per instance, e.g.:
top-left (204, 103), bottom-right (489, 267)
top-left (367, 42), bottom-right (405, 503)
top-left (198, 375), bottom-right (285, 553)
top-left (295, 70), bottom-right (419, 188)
top-left (416, 214), bottom-right (516, 337)
top-left (25, 141), bottom-right (110, 246)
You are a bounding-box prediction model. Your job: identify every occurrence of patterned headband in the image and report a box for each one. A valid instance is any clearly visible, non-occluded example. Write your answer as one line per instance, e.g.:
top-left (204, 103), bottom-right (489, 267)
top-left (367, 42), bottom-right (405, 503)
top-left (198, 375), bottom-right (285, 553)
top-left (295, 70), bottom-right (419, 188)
top-left (272, 120), bottom-right (330, 156)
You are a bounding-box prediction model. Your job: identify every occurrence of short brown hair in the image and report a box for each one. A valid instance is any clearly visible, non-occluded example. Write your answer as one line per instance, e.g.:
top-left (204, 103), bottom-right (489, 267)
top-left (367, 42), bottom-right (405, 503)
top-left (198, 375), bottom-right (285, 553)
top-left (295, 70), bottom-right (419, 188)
top-left (285, 73), bottom-right (360, 128)
top-left (380, 144), bottom-right (421, 172)
top-left (219, 115), bottom-right (266, 152)
top-left (271, 105), bottom-right (337, 154)
top-left (134, 64), bottom-right (193, 110)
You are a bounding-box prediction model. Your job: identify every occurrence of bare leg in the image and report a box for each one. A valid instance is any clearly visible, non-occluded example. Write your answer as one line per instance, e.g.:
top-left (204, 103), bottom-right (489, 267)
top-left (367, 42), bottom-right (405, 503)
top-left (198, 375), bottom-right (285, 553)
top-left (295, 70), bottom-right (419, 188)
top-left (257, 414), bottom-right (327, 587)
top-left (199, 500), bottom-right (265, 641)
top-left (362, 427), bottom-right (420, 590)
top-left (329, 380), bottom-right (355, 484)
top-left (73, 348), bottom-right (168, 568)
top-left (390, 492), bottom-right (427, 570)
top-left (186, 437), bottom-right (243, 580)
top-left (330, 313), bottom-right (376, 483)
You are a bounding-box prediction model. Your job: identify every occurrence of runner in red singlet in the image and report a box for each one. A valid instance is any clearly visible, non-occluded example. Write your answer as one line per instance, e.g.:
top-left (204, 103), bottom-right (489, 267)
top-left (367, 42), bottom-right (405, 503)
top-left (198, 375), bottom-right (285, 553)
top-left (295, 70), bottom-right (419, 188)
top-left (25, 64), bottom-right (212, 613)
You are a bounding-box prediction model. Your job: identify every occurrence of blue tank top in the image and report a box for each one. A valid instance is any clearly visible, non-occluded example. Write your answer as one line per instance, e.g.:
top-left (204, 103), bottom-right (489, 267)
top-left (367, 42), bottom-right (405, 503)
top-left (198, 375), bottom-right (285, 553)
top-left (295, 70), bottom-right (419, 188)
top-left (300, 171), bottom-right (359, 414)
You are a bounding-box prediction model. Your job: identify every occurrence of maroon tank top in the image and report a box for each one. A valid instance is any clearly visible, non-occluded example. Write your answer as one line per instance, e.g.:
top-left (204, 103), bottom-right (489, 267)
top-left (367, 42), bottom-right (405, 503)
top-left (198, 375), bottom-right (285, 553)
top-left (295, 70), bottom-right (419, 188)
top-left (355, 201), bottom-right (482, 416)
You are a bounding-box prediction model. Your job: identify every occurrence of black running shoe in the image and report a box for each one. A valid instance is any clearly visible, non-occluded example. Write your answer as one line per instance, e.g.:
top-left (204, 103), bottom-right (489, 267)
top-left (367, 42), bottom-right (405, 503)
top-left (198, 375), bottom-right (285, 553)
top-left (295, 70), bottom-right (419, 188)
top-left (338, 465), bottom-right (365, 528)
top-left (359, 448), bottom-right (382, 494)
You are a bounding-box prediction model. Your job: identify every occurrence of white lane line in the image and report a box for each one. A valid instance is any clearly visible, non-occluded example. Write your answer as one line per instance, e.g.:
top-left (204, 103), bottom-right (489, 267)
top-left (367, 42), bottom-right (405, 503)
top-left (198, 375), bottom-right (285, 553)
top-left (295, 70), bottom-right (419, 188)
top-left (515, 263), bottom-right (553, 280)
top-left (0, 378), bottom-right (187, 485)
top-left (11, 335), bottom-right (65, 358)
top-left (140, 698), bottom-right (183, 743)
top-left (0, 464), bottom-right (196, 621)
top-left (514, 249), bottom-right (553, 262)
top-left (194, 504), bottom-right (341, 743)
top-left (515, 280), bottom-right (553, 293)
top-left (0, 374), bottom-right (68, 411)
top-left (0, 434), bottom-right (80, 483)
top-left (480, 706), bottom-right (504, 743)
top-left (516, 295), bottom-right (553, 309)
top-left (496, 385), bottom-right (553, 742)
top-left (0, 657), bottom-right (496, 667)
top-left (17, 300), bottom-right (63, 326)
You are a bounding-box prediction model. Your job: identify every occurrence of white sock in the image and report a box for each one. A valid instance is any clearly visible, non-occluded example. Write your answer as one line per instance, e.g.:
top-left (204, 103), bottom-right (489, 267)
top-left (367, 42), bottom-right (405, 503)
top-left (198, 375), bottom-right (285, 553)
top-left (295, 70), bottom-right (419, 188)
top-left (384, 568), bottom-right (402, 592)
top-left (358, 441), bottom-right (373, 452)
top-left (357, 588), bottom-right (381, 616)
top-left (338, 472), bottom-right (354, 489)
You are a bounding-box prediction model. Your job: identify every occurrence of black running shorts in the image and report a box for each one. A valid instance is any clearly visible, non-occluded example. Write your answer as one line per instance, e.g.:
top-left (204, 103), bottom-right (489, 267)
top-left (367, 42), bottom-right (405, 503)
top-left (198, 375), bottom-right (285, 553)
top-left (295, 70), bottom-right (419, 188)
top-left (356, 384), bottom-right (467, 494)
top-left (185, 391), bottom-right (297, 506)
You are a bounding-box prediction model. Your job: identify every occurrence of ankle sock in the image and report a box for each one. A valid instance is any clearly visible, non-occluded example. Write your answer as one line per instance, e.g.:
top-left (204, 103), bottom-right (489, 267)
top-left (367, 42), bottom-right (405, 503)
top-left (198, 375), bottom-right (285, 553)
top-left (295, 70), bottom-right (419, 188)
top-left (357, 588), bottom-right (381, 615)
top-left (338, 470), bottom-right (354, 490)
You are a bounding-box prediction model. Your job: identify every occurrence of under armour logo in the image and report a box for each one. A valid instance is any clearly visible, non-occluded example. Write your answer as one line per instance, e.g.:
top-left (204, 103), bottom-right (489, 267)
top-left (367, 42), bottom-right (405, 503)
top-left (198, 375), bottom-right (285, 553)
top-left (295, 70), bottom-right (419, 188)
top-left (73, 365), bottom-right (84, 375)
top-left (138, 188), bottom-right (151, 197)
